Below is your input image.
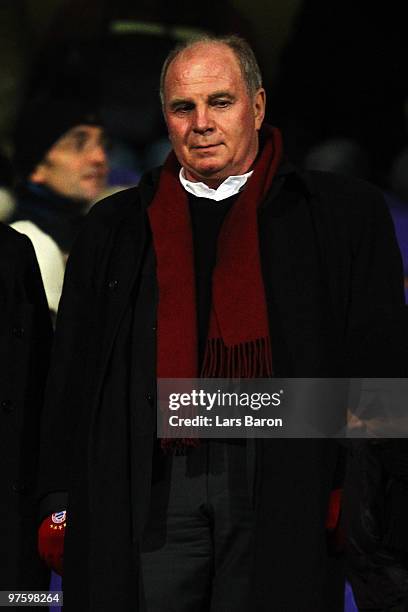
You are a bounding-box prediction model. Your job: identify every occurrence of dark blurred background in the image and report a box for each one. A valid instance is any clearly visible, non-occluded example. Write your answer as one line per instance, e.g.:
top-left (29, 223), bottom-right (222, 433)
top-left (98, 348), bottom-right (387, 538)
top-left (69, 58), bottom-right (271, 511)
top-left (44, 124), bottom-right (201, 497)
top-left (1, 0), bottom-right (407, 191)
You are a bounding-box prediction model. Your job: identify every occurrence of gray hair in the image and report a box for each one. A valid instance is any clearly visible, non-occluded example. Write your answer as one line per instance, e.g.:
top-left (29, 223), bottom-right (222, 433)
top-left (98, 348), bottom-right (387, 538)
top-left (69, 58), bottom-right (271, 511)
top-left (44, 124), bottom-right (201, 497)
top-left (159, 34), bottom-right (263, 106)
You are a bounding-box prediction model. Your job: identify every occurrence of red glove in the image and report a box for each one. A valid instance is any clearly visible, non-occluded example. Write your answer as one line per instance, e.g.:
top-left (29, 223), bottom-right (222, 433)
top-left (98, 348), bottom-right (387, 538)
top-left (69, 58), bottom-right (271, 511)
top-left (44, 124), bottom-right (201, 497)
top-left (38, 511), bottom-right (66, 576)
top-left (325, 488), bottom-right (344, 553)
top-left (325, 488), bottom-right (342, 531)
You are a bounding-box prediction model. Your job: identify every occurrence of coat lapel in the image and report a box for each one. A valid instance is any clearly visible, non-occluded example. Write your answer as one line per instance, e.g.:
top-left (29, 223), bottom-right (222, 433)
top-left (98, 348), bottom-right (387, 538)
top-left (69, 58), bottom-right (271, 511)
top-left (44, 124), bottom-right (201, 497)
top-left (92, 201), bottom-right (148, 404)
top-left (260, 177), bottom-right (340, 376)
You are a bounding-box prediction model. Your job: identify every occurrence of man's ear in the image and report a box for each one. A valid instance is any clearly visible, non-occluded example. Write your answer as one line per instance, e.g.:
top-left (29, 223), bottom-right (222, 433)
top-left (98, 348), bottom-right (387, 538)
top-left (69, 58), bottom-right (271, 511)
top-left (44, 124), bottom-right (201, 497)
top-left (254, 88), bottom-right (266, 130)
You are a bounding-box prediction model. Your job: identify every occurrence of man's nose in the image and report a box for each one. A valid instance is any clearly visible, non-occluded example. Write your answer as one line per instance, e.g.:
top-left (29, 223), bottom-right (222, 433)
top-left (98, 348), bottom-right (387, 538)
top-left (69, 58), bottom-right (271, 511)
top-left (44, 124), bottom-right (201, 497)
top-left (192, 106), bottom-right (214, 134)
top-left (88, 142), bottom-right (108, 165)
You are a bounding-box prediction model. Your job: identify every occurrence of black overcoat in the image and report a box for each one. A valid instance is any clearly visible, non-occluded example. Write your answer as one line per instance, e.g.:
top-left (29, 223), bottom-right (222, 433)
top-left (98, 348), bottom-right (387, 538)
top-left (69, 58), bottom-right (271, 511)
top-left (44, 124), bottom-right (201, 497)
top-left (38, 163), bottom-right (404, 611)
top-left (0, 223), bottom-right (52, 589)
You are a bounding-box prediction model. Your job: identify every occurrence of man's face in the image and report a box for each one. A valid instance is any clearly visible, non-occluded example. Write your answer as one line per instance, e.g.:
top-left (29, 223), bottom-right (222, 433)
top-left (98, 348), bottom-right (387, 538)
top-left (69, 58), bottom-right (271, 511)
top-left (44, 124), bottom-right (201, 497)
top-left (163, 42), bottom-right (265, 188)
top-left (30, 125), bottom-right (108, 202)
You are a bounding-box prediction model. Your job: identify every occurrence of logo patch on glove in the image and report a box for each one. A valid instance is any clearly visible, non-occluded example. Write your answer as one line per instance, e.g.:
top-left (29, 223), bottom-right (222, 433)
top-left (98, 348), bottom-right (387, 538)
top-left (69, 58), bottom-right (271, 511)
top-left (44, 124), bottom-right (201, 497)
top-left (51, 511), bottom-right (66, 525)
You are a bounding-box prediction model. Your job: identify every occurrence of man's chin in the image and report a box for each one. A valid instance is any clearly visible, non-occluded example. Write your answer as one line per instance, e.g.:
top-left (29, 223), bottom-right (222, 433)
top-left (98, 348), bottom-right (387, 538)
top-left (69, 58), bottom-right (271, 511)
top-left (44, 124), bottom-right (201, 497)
top-left (185, 164), bottom-right (226, 185)
top-left (79, 182), bottom-right (107, 203)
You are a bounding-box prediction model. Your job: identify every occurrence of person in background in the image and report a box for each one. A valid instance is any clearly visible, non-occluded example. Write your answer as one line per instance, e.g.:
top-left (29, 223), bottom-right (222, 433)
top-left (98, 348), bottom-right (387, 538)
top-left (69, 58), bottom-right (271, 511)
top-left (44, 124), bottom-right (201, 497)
top-left (0, 149), bottom-right (15, 222)
top-left (0, 223), bottom-right (52, 590)
top-left (9, 98), bottom-right (109, 319)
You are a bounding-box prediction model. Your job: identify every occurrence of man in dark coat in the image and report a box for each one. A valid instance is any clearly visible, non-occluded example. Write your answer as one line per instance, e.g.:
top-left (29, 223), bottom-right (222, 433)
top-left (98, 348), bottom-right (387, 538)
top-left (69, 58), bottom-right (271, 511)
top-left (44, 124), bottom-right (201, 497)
top-left (38, 35), bottom-right (405, 611)
top-left (0, 223), bottom-right (52, 589)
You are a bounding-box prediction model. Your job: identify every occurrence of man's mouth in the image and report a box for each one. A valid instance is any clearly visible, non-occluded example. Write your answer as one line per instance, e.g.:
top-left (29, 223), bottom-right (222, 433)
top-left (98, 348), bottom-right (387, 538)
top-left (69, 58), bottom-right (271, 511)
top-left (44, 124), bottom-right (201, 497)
top-left (82, 170), bottom-right (107, 180)
top-left (191, 143), bottom-right (221, 151)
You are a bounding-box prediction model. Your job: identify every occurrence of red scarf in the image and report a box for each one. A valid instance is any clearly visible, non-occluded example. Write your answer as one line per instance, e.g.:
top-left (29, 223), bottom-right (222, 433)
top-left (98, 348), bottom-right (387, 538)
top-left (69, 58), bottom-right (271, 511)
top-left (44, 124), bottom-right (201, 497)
top-left (148, 125), bottom-right (283, 448)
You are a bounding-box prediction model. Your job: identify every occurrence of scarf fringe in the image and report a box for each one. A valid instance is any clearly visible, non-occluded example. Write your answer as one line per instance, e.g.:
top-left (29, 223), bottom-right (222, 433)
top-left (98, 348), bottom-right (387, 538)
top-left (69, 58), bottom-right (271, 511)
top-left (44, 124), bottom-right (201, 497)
top-left (201, 336), bottom-right (273, 378)
top-left (160, 336), bottom-right (273, 452)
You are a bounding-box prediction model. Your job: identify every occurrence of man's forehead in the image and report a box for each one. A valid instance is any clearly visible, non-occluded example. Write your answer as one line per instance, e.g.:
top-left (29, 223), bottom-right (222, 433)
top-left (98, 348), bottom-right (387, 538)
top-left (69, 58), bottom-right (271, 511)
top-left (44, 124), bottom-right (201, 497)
top-left (165, 42), bottom-right (243, 92)
top-left (60, 124), bottom-right (104, 139)
top-left (49, 125), bottom-right (105, 151)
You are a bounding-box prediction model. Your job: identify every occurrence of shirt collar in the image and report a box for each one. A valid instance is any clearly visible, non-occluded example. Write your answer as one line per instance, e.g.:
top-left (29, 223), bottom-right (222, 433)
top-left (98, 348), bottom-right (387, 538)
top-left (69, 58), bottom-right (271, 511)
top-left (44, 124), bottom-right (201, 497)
top-left (179, 167), bottom-right (253, 201)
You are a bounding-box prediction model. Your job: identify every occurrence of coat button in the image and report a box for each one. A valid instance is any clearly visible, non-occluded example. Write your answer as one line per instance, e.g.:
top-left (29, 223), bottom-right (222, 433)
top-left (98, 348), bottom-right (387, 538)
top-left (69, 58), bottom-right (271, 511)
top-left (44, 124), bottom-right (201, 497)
top-left (12, 327), bottom-right (25, 338)
top-left (146, 393), bottom-right (154, 405)
top-left (108, 279), bottom-right (118, 290)
top-left (1, 399), bottom-right (14, 412)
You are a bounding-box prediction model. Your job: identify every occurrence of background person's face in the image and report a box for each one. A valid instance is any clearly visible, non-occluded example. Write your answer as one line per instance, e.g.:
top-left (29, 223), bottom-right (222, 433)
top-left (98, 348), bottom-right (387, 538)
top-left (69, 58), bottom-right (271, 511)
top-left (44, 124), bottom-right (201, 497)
top-left (163, 42), bottom-right (265, 188)
top-left (30, 125), bottom-right (108, 202)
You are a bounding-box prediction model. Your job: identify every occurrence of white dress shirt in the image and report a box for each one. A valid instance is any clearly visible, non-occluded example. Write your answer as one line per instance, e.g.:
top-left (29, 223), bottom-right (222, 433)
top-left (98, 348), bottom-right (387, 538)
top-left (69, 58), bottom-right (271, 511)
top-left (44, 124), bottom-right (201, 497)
top-left (179, 168), bottom-right (253, 201)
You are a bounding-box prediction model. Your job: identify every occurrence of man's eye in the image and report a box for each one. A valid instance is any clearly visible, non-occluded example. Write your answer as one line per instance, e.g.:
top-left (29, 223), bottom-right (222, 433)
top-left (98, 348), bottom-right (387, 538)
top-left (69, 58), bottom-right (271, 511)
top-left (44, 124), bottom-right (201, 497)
top-left (174, 105), bottom-right (193, 114)
top-left (73, 135), bottom-right (87, 151)
top-left (61, 135), bottom-right (87, 151)
top-left (212, 100), bottom-right (231, 108)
